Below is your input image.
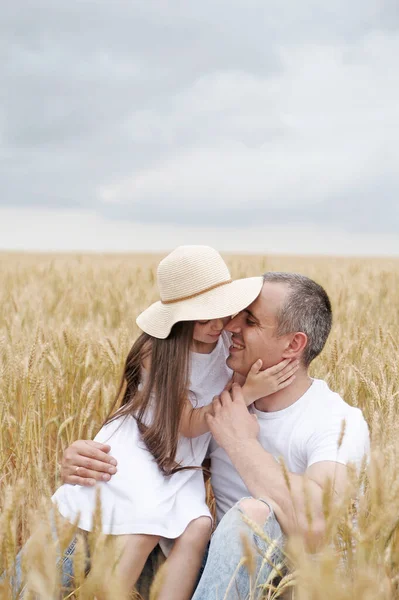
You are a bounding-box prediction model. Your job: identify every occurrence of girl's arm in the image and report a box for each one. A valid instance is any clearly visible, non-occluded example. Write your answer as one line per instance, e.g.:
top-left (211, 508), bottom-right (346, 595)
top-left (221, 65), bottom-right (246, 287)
top-left (179, 401), bottom-right (215, 438)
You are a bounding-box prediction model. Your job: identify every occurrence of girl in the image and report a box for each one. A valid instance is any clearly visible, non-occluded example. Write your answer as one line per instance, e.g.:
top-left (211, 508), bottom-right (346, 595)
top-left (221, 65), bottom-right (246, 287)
top-left (51, 246), bottom-right (298, 599)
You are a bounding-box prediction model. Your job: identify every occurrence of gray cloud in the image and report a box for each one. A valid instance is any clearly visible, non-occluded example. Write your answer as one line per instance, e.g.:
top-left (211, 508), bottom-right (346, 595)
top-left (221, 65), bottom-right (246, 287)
top-left (0, 1), bottom-right (398, 234)
top-left (101, 195), bottom-right (399, 234)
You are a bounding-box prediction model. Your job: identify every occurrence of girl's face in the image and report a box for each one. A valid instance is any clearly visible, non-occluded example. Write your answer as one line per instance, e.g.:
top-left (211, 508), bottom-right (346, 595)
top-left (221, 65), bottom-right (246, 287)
top-left (193, 317), bottom-right (230, 346)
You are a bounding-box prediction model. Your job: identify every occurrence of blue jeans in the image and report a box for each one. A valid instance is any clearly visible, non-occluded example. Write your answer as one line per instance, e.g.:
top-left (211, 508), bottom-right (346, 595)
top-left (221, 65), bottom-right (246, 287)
top-left (8, 512), bottom-right (82, 598)
top-left (193, 498), bottom-right (285, 600)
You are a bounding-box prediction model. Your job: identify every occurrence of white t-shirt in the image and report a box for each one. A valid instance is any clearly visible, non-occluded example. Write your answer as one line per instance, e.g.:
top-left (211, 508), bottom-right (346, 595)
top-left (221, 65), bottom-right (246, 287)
top-left (209, 378), bottom-right (370, 523)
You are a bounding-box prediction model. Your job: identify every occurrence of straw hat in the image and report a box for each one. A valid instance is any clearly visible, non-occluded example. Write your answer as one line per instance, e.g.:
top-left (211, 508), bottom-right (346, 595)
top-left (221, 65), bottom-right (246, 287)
top-left (136, 246), bottom-right (263, 339)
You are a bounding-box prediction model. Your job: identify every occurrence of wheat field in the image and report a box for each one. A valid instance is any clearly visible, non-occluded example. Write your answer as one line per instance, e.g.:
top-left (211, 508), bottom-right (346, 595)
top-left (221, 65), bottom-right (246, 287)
top-left (1, 251), bottom-right (399, 599)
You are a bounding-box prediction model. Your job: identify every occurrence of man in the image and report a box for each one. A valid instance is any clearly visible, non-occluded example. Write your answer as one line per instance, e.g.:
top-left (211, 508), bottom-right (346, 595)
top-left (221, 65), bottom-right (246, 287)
top-left (61, 273), bottom-right (370, 598)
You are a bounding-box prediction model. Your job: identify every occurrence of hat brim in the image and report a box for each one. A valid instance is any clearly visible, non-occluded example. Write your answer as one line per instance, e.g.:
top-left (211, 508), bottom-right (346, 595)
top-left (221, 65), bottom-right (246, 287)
top-left (136, 276), bottom-right (264, 339)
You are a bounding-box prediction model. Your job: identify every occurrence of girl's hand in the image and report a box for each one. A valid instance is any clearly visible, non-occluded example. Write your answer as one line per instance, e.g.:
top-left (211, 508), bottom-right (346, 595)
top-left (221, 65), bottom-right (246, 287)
top-left (242, 358), bottom-right (299, 406)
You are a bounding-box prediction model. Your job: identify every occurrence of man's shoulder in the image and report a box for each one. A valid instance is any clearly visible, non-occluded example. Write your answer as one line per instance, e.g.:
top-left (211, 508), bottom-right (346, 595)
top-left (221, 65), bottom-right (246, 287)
top-left (302, 380), bottom-right (370, 466)
top-left (309, 379), bottom-right (359, 411)
top-left (303, 379), bottom-right (367, 429)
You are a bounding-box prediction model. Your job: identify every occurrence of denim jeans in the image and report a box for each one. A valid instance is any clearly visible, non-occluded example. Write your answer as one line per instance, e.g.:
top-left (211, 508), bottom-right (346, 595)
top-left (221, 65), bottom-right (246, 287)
top-left (192, 498), bottom-right (285, 600)
top-left (8, 509), bottom-right (82, 598)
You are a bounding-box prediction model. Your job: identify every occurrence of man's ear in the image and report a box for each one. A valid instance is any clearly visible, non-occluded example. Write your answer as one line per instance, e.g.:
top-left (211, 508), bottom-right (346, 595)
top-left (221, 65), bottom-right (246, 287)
top-left (282, 332), bottom-right (308, 359)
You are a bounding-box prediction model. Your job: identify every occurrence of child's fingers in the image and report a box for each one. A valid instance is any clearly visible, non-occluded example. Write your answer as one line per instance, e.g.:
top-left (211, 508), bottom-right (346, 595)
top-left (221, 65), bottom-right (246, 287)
top-left (277, 363), bottom-right (299, 383)
top-left (276, 360), bottom-right (300, 381)
top-left (249, 358), bottom-right (263, 375)
top-left (264, 358), bottom-right (291, 375)
top-left (277, 374), bottom-right (297, 390)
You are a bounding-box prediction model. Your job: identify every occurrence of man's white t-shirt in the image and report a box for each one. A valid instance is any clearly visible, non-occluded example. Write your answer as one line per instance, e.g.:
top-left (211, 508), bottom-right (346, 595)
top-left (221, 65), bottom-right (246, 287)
top-left (209, 379), bottom-right (370, 523)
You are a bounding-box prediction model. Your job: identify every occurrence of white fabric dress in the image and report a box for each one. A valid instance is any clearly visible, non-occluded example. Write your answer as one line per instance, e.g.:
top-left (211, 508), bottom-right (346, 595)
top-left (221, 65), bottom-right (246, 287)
top-left (52, 331), bottom-right (232, 547)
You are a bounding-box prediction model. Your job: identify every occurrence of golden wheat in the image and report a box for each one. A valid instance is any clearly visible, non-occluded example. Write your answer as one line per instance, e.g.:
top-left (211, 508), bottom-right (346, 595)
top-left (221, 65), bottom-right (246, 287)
top-left (1, 252), bottom-right (399, 599)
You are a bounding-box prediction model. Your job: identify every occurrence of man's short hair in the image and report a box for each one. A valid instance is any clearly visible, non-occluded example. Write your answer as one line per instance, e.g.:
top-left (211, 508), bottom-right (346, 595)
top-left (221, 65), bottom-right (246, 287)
top-left (263, 272), bottom-right (332, 367)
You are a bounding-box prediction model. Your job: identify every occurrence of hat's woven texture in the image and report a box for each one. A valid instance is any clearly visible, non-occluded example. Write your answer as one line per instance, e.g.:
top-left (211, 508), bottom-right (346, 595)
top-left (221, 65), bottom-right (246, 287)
top-left (158, 246), bottom-right (231, 303)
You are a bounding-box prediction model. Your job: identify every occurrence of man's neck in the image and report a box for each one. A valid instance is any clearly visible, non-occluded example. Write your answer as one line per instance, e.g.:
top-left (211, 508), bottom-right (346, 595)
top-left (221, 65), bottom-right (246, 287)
top-left (254, 368), bottom-right (312, 413)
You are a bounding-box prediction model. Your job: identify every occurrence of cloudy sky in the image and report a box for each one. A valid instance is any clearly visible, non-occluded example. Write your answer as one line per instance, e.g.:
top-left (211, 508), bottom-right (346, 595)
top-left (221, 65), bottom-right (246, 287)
top-left (1, 1), bottom-right (398, 254)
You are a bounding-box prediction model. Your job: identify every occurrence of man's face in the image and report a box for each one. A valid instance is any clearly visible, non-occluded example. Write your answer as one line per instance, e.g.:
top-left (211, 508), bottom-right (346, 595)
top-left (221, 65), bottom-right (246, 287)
top-left (225, 281), bottom-right (291, 376)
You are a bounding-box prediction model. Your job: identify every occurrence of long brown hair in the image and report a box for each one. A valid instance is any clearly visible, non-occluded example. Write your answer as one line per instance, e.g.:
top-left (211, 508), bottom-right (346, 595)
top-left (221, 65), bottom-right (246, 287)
top-left (105, 321), bottom-right (195, 475)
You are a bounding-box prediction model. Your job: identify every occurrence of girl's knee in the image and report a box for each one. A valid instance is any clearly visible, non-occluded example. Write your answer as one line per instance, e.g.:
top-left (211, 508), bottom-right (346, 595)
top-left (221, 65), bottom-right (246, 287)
top-left (180, 517), bottom-right (212, 547)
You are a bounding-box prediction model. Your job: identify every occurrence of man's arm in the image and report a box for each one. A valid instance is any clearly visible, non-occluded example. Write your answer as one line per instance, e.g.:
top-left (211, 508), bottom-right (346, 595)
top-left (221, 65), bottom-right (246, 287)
top-left (225, 437), bottom-right (348, 544)
top-left (206, 384), bottom-right (355, 547)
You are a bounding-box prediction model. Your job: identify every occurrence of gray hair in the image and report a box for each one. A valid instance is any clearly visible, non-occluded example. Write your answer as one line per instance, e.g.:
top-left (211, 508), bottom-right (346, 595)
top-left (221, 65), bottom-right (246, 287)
top-left (262, 272), bottom-right (332, 367)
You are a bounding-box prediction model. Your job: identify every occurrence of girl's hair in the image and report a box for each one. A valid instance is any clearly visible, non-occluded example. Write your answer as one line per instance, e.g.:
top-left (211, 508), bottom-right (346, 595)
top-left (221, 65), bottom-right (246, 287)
top-left (105, 321), bottom-right (195, 476)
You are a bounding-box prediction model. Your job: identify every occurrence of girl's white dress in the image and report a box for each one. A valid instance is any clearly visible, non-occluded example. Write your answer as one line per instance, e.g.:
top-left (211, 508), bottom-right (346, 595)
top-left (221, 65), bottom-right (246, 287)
top-left (52, 331), bottom-right (232, 546)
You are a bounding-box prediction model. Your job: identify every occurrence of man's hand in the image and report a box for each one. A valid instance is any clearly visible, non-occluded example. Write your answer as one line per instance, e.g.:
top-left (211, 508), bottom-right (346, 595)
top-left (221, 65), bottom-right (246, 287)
top-left (61, 440), bottom-right (118, 486)
top-left (206, 384), bottom-right (259, 452)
